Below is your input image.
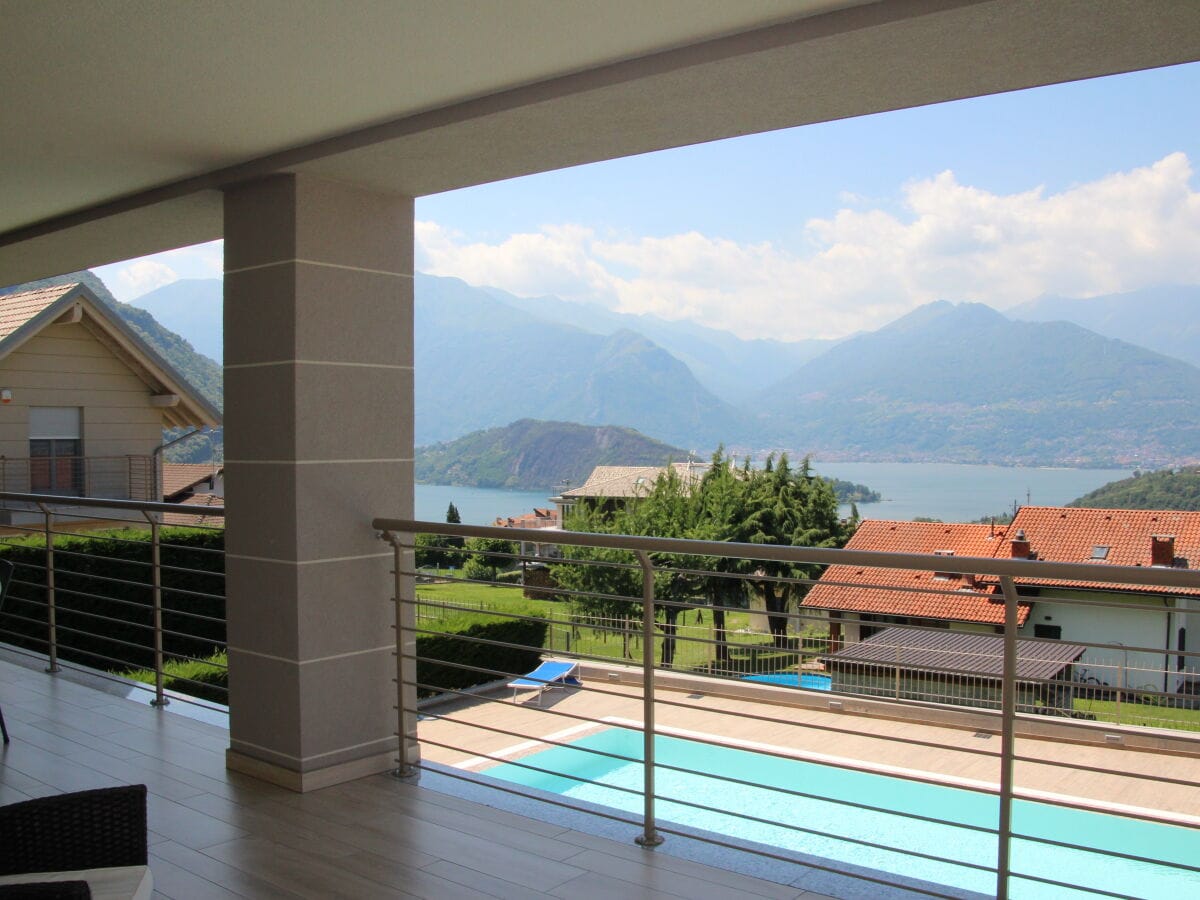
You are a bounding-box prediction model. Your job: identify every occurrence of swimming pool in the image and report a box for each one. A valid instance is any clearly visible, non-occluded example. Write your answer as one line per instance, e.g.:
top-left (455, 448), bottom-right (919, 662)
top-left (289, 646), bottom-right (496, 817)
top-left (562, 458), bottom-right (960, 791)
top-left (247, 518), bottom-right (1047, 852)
top-left (742, 671), bottom-right (832, 690)
top-left (483, 727), bottom-right (1197, 899)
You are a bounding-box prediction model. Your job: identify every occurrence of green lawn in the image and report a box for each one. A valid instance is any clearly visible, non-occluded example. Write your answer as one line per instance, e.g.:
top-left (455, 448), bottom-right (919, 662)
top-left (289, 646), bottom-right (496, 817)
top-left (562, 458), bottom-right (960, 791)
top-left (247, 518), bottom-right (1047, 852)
top-left (411, 578), bottom-right (807, 675)
top-left (1073, 697), bottom-right (1200, 732)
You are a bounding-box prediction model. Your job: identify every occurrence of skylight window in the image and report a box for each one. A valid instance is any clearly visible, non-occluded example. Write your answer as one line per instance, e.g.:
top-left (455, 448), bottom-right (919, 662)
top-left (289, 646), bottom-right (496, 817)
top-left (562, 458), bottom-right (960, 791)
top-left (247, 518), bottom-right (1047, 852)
top-left (1091, 545), bottom-right (1110, 560)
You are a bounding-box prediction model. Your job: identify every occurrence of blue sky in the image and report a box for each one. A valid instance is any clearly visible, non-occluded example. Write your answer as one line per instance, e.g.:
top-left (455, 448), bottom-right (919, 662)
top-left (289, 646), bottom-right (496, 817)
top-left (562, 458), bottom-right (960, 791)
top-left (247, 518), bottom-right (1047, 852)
top-left (96, 61), bottom-right (1200, 341)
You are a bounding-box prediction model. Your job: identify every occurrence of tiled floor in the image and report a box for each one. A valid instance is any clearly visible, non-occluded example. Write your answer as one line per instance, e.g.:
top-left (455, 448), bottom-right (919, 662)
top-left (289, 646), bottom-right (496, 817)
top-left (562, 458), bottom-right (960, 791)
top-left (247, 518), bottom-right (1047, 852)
top-left (0, 652), bottom-right (845, 899)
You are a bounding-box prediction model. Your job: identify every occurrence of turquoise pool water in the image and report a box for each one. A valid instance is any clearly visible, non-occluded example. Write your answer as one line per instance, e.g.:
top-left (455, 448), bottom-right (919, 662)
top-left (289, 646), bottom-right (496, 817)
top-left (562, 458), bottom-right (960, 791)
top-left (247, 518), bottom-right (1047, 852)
top-left (484, 728), bottom-right (1198, 899)
top-left (743, 672), bottom-right (832, 690)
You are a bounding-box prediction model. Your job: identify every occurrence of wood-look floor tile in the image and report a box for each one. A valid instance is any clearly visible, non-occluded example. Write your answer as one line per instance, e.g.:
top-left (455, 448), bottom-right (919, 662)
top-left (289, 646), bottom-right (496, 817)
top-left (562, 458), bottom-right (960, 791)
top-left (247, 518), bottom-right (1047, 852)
top-left (148, 854), bottom-right (247, 900)
top-left (146, 793), bottom-right (250, 850)
top-left (420, 859), bottom-right (560, 900)
top-left (152, 840), bottom-right (300, 899)
top-left (200, 837), bottom-right (412, 898)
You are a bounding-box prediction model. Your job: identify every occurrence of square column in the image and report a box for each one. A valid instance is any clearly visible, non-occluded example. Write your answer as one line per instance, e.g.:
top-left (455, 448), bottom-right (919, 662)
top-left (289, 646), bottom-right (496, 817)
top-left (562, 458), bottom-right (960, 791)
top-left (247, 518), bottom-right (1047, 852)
top-left (222, 174), bottom-right (414, 791)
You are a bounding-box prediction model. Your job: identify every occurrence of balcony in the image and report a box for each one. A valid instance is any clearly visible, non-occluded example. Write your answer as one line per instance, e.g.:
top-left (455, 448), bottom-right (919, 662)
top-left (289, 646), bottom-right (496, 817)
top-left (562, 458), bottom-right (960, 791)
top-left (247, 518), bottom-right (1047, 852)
top-left (0, 455), bottom-right (157, 510)
top-left (3, 492), bottom-right (1199, 898)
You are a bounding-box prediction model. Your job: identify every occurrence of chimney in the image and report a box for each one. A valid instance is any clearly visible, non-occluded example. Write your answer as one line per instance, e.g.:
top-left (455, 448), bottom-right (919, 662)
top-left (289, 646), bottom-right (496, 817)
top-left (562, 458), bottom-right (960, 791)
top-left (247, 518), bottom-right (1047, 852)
top-left (1010, 529), bottom-right (1031, 559)
top-left (1151, 535), bottom-right (1176, 567)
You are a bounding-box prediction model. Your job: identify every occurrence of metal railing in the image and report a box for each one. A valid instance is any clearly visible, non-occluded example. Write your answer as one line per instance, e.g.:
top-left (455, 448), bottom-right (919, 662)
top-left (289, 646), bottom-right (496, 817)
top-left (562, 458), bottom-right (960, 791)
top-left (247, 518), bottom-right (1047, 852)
top-left (375, 518), bottom-right (1200, 900)
top-left (0, 490), bottom-right (226, 709)
top-left (0, 455), bottom-right (156, 501)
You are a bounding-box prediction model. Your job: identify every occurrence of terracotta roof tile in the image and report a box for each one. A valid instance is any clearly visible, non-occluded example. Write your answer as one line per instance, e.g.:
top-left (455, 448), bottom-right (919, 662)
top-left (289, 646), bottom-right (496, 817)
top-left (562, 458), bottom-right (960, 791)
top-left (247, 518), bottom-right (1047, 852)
top-left (493, 508), bottom-right (559, 529)
top-left (803, 520), bottom-right (1029, 625)
top-left (995, 506), bottom-right (1200, 593)
top-left (0, 284), bottom-right (76, 341)
top-left (162, 463), bottom-right (221, 499)
top-left (162, 493), bottom-right (224, 527)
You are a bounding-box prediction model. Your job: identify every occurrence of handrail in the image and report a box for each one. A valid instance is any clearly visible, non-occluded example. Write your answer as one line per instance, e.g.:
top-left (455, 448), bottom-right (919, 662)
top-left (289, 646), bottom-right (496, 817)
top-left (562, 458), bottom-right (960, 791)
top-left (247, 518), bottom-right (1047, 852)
top-left (0, 489), bottom-right (225, 709)
top-left (379, 517), bottom-right (1200, 899)
top-left (373, 517), bottom-right (1200, 590)
top-left (0, 490), bottom-right (225, 517)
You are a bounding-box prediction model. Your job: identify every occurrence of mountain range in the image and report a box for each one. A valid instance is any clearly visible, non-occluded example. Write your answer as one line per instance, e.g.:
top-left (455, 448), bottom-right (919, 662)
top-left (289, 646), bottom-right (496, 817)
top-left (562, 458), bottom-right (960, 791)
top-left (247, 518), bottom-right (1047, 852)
top-left (7, 270), bottom-right (1200, 468)
top-left (415, 419), bottom-right (688, 491)
top-left (754, 300), bottom-right (1200, 466)
top-left (1011, 285), bottom-right (1200, 370)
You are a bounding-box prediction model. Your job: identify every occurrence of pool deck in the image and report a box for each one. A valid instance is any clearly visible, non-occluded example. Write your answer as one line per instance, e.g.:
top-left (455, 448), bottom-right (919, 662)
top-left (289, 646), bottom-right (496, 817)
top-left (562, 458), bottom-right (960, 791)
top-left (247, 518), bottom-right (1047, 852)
top-left (419, 674), bottom-right (1200, 824)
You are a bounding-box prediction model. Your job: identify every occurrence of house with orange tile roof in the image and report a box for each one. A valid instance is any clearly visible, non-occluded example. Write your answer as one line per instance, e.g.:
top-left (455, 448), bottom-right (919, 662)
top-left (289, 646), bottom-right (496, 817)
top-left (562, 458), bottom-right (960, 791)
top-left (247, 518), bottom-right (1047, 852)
top-left (162, 462), bottom-right (224, 503)
top-left (0, 283), bottom-right (219, 511)
top-left (995, 506), bottom-right (1200, 694)
top-left (803, 508), bottom-right (1200, 694)
top-left (802, 520), bottom-right (1017, 646)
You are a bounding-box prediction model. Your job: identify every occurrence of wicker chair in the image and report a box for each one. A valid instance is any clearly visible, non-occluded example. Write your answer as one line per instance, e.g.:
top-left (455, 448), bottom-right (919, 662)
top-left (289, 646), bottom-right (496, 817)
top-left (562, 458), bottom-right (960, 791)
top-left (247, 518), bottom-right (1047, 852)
top-left (0, 785), bottom-right (150, 899)
top-left (0, 556), bottom-right (12, 744)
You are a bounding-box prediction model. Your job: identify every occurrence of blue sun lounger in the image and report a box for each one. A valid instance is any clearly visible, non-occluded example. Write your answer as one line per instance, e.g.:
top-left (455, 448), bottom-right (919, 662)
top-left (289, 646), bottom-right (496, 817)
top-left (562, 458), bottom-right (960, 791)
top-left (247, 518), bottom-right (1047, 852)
top-left (509, 660), bottom-right (581, 704)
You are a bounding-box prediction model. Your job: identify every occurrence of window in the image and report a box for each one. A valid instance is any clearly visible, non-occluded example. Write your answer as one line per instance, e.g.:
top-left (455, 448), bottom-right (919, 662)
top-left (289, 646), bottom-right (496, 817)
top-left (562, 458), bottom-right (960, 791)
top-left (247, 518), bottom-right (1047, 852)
top-left (1034, 624), bottom-right (1062, 640)
top-left (29, 407), bottom-right (82, 495)
top-left (1091, 545), bottom-right (1110, 560)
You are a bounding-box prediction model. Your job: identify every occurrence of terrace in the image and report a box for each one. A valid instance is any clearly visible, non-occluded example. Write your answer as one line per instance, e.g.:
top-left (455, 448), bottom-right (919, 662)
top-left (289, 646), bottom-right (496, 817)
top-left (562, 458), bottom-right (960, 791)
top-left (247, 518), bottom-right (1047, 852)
top-left (4, 3), bottom-right (1200, 898)
top-left (3, 494), bottom-right (1200, 897)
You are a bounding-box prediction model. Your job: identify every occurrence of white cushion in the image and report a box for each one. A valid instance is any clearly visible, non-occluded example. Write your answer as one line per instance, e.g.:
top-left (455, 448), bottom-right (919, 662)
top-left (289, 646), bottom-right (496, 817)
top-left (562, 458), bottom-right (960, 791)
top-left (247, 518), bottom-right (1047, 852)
top-left (0, 865), bottom-right (152, 900)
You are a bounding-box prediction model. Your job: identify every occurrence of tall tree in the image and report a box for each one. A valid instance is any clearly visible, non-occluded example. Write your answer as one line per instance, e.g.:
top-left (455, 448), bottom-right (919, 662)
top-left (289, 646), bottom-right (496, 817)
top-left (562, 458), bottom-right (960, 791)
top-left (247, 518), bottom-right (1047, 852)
top-left (742, 455), bottom-right (843, 648)
top-left (550, 503), bottom-right (643, 658)
top-left (443, 501), bottom-right (464, 565)
top-left (690, 449), bottom-right (752, 665)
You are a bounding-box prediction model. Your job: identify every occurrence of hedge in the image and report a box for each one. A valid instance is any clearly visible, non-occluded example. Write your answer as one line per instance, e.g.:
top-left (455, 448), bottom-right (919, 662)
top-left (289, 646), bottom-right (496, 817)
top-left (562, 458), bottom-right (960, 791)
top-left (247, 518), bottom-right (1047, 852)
top-left (0, 527), bottom-right (225, 674)
top-left (415, 616), bottom-right (547, 698)
top-left (0, 527), bottom-right (546, 703)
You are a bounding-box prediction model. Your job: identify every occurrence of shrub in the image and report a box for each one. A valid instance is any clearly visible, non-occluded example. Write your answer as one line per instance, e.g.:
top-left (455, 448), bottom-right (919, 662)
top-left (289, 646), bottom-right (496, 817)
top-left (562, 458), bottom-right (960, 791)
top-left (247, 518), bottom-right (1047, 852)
top-left (123, 650), bottom-right (228, 705)
top-left (462, 556), bottom-right (496, 583)
top-left (416, 616), bottom-right (547, 697)
top-left (0, 527), bottom-right (224, 674)
top-left (462, 536), bottom-right (517, 582)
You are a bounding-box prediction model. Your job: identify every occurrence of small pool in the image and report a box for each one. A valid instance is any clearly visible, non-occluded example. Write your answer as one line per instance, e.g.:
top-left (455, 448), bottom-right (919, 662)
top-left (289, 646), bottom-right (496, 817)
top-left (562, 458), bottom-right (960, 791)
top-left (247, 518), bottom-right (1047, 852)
top-left (742, 671), bottom-right (832, 690)
top-left (483, 727), bottom-right (1197, 899)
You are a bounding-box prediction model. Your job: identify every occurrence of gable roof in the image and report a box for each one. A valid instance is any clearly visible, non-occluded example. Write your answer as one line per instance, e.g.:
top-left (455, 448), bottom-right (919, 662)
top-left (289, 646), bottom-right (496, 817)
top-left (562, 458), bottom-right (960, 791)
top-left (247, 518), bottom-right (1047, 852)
top-left (562, 462), bottom-right (707, 499)
top-left (802, 520), bottom-right (1028, 626)
top-left (162, 463), bottom-right (222, 501)
top-left (0, 282), bottom-right (220, 429)
top-left (805, 507), bottom-right (1200, 625)
top-left (995, 506), bottom-right (1200, 595)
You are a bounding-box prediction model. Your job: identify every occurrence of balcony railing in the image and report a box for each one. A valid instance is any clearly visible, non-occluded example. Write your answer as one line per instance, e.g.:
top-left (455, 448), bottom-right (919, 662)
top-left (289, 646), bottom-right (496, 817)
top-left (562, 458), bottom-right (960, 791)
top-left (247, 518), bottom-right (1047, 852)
top-left (0, 490), bottom-right (226, 709)
top-left (3, 492), bottom-right (1197, 897)
top-left (0, 455), bottom-right (156, 502)
top-left (375, 517), bottom-right (1200, 900)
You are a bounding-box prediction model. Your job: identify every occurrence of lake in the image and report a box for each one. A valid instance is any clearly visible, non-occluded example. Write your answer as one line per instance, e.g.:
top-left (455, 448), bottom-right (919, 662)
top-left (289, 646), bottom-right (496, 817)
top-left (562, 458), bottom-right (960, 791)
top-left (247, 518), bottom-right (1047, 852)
top-left (415, 462), bottom-right (1133, 525)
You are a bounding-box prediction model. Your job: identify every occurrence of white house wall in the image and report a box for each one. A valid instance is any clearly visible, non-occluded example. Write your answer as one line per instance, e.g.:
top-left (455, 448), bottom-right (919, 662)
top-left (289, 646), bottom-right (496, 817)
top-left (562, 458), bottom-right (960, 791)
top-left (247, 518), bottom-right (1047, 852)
top-left (1028, 590), bottom-right (1172, 692)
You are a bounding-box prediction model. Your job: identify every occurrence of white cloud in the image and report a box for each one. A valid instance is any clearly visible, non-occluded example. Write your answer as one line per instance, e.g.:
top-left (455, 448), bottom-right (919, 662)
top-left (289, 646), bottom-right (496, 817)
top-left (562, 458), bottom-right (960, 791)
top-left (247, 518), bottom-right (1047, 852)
top-left (416, 153), bottom-right (1200, 340)
top-left (112, 260), bottom-right (178, 299)
top-left (92, 240), bottom-right (224, 302)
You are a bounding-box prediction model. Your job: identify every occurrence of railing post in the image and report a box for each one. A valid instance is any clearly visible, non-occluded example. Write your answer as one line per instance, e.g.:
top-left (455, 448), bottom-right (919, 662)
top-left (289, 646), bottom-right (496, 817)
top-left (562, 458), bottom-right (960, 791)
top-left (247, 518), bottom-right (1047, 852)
top-left (634, 551), bottom-right (663, 848)
top-left (894, 641), bottom-right (901, 700)
top-left (996, 575), bottom-right (1020, 900)
top-left (37, 501), bottom-right (59, 673)
top-left (387, 532), bottom-right (419, 778)
top-left (1116, 661), bottom-right (1124, 721)
top-left (143, 510), bottom-right (168, 707)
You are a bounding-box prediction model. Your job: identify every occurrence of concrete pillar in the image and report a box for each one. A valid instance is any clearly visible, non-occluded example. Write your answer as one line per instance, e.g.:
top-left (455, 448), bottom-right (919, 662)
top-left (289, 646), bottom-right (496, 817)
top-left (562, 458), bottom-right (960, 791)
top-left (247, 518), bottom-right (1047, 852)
top-left (222, 174), bottom-right (413, 791)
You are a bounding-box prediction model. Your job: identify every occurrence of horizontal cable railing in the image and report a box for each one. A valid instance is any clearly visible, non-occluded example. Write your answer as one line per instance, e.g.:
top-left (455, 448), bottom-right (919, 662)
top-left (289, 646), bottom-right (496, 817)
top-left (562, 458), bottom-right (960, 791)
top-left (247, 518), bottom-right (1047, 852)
top-left (0, 455), bottom-right (156, 502)
top-left (376, 517), bottom-right (1200, 900)
top-left (0, 490), bottom-right (226, 710)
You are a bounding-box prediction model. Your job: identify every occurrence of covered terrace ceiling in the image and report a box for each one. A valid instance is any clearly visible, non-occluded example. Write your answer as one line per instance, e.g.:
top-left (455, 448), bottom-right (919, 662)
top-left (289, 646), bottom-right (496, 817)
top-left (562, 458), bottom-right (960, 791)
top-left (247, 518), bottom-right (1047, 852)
top-left (3, 0), bottom-right (1199, 286)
